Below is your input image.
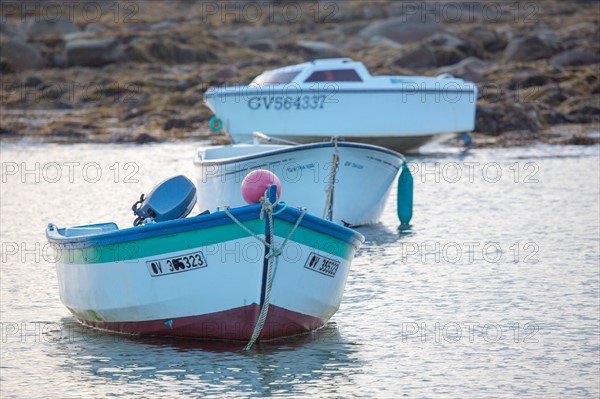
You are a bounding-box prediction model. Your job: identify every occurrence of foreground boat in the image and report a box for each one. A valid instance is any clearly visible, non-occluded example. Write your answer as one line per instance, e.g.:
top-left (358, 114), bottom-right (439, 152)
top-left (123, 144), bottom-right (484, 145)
top-left (47, 176), bottom-right (364, 343)
top-left (195, 139), bottom-right (405, 226)
top-left (204, 58), bottom-right (478, 152)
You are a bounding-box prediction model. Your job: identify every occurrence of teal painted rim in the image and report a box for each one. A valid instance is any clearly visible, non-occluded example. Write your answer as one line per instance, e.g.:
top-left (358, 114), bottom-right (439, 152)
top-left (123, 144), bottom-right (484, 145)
top-left (209, 116), bottom-right (223, 132)
top-left (52, 218), bottom-right (354, 264)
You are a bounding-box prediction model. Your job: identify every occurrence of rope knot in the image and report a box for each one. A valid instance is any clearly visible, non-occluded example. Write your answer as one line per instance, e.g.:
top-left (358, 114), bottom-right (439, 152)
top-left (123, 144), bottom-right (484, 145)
top-left (259, 196), bottom-right (275, 220)
top-left (265, 248), bottom-right (282, 259)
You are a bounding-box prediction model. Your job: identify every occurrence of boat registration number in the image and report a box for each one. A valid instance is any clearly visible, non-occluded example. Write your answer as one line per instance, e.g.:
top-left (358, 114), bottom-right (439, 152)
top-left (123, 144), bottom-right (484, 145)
top-left (146, 251), bottom-right (207, 277)
top-left (304, 252), bottom-right (340, 278)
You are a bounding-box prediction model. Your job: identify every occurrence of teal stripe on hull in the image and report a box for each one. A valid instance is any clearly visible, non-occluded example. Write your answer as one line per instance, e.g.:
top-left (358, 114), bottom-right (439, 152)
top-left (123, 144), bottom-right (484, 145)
top-left (54, 218), bottom-right (353, 265)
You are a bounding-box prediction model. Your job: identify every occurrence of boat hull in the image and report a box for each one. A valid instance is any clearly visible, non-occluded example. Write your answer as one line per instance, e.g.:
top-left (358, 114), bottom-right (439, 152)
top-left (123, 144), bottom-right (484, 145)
top-left (48, 205), bottom-right (363, 341)
top-left (74, 304), bottom-right (323, 340)
top-left (205, 86), bottom-right (477, 152)
top-left (195, 142), bottom-right (404, 226)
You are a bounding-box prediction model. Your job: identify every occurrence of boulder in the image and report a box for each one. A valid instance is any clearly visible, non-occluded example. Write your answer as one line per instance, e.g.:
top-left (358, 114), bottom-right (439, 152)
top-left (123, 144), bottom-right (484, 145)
top-left (550, 50), bottom-right (600, 68)
top-left (66, 38), bottom-right (125, 67)
top-left (560, 94), bottom-right (600, 123)
top-left (134, 133), bottom-right (159, 144)
top-left (526, 84), bottom-right (571, 106)
top-left (503, 35), bottom-right (559, 62)
top-left (468, 26), bottom-right (506, 52)
top-left (507, 73), bottom-right (556, 90)
top-left (475, 103), bottom-right (540, 136)
top-left (296, 40), bottom-right (340, 58)
top-left (245, 38), bottom-right (277, 52)
top-left (0, 38), bottom-right (44, 70)
top-left (23, 75), bottom-right (44, 87)
top-left (0, 21), bottom-right (17, 37)
top-left (390, 45), bottom-right (436, 68)
top-left (163, 118), bottom-right (188, 130)
top-left (144, 40), bottom-right (215, 64)
top-left (436, 57), bottom-right (489, 82)
top-left (427, 33), bottom-right (478, 67)
top-left (26, 17), bottom-right (80, 39)
top-left (229, 26), bottom-right (288, 43)
top-left (85, 23), bottom-right (107, 33)
top-left (149, 21), bottom-right (178, 31)
top-left (367, 35), bottom-right (402, 49)
top-left (359, 14), bottom-right (446, 44)
top-left (201, 65), bottom-right (238, 82)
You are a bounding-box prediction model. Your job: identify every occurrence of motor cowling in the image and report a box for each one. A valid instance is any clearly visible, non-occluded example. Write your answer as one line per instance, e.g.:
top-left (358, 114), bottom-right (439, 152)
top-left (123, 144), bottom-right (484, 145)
top-left (132, 175), bottom-right (197, 226)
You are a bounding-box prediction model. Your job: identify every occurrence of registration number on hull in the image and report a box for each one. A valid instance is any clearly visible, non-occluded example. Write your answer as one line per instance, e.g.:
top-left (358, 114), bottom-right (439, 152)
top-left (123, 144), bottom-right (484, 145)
top-left (304, 252), bottom-right (340, 278)
top-left (146, 251), bottom-right (207, 277)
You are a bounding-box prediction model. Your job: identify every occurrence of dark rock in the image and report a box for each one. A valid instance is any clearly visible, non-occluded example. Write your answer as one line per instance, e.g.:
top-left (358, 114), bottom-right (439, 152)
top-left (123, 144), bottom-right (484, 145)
top-left (366, 35), bottom-right (401, 49)
top-left (296, 40), bottom-right (340, 58)
top-left (64, 31), bottom-right (96, 42)
top-left (26, 17), bottom-right (80, 39)
top-left (51, 130), bottom-right (86, 138)
top-left (122, 108), bottom-right (148, 121)
top-left (124, 43), bottom-right (152, 63)
top-left (201, 65), bottom-right (238, 82)
top-left (0, 39), bottom-right (44, 70)
top-left (436, 57), bottom-right (489, 83)
top-left (134, 133), bottom-right (158, 144)
top-left (233, 27), bottom-right (285, 42)
top-left (507, 73), bottom-right (556, 90)
top-left (0, 127), bottom-right (17, 136)
top-left (537, 107), bottom-right (571, 125)
top-left (475, 103), bottom-right (540, 136)
top-left (245, 39), bottom-right (277, 52)
top-left (550, 50), bottom-right (600, 68)
top-left (149, 21), bottom-right (178, 31)
top-left (163, 118), bottom-right (188, 130)
top-left (526, 84), bottom-right (570, 106)
top-left (503, 35), bottom-right (560, 62)
top-left (468, 26), bottom-right (506, 52)
top-left (66, 38), bottom-right (125, 67)
top-left (564, 135), bottom-right (597, 145)
top-left (0, 21), bottom-right (18, 37)
top-left (359, 14), bottom-right (446, 44)
top-left (560, 94), bottom-right (600, 123)
top-left (50, 53), bottom-right (66, 68)
top-left (85, 23), bottom-right (107, 33)
top-left (390, 45), bottom-right (437, 68)
top-left (146, 40), bottom-right (212, 64)
top-left (23, 76), bottom-right (43, 87)
top-left (425, 33), bottom-right (480, 67)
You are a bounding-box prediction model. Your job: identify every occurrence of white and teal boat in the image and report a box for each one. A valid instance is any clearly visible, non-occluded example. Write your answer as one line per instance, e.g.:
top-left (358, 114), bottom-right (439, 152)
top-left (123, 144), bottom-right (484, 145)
top-left (46, 176), bottom-right (364, 343)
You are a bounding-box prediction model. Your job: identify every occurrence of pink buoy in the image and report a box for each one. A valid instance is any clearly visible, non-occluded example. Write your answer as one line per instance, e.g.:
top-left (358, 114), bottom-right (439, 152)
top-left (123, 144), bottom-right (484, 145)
top-left (241, 169), bottom-right (282, 204)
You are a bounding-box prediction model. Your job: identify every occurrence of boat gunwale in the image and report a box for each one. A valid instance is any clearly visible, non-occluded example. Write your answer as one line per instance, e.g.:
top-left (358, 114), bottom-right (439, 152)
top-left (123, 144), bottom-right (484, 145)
top-left (46, 204), bottom-right (365, 250)
top-left (204, 86), bottom-right (478, 98)
top-left (194, 141), bottom-right (405, 167)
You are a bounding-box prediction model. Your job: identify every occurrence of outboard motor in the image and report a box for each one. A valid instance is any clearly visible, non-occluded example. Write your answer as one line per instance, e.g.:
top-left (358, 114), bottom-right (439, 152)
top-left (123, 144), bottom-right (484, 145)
top-left (132, 175), bottom-right (197, 226)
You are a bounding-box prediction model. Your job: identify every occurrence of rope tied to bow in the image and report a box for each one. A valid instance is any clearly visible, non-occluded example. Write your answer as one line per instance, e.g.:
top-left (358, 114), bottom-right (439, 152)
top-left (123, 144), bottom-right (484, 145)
top-left (223, 193), bottom-right (305, 350)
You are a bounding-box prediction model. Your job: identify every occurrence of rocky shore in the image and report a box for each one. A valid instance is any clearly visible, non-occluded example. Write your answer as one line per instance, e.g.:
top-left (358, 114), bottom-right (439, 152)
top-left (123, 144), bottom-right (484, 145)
top-left (1, 0), bottom-right (599, 147)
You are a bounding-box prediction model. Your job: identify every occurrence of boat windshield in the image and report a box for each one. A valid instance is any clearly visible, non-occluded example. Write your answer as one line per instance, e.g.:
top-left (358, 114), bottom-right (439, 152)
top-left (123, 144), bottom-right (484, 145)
top-left (304, 69), bottom-right (362, 82)
top-left (251, 71), bottom-right (300, 86)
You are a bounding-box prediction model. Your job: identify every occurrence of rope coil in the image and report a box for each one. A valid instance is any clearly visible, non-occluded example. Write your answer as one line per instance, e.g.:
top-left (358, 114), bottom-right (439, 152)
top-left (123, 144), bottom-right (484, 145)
top-left (223, 195), bottom-right (305, 350)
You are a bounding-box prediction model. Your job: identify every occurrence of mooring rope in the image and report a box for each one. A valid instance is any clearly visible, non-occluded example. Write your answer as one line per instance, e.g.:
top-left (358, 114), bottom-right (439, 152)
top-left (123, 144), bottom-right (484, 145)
top-left (224, 198), bottom-right (306, 350)
top-left (322, 138), bottom-right (340, 221)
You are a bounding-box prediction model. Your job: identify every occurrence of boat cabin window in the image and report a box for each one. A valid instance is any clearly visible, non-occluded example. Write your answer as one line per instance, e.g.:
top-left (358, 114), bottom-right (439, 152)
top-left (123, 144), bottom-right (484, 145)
top-left (251, 71), bottom-right (300, 86)
top-left (304, 69), bottom-right (362, 82)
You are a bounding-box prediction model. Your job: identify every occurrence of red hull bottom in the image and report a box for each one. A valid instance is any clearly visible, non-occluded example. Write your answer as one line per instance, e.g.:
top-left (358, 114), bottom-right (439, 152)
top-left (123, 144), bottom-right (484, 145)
top-left (77, 304), bottom-right (325, 341)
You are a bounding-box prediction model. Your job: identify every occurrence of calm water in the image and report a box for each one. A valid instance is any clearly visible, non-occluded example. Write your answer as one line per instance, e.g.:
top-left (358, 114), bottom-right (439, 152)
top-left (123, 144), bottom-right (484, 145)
top-left (1, 141), bottom-right (599, 398)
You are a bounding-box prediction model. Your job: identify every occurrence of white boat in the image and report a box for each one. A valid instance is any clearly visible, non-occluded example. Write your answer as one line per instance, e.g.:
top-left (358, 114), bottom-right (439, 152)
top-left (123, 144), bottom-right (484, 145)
top-left (194, 138), bottom-right (405, 226)
top-left (204, 58), bottom-right (478, 152)
top-left (46, 176), bottom-right (364, 344)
